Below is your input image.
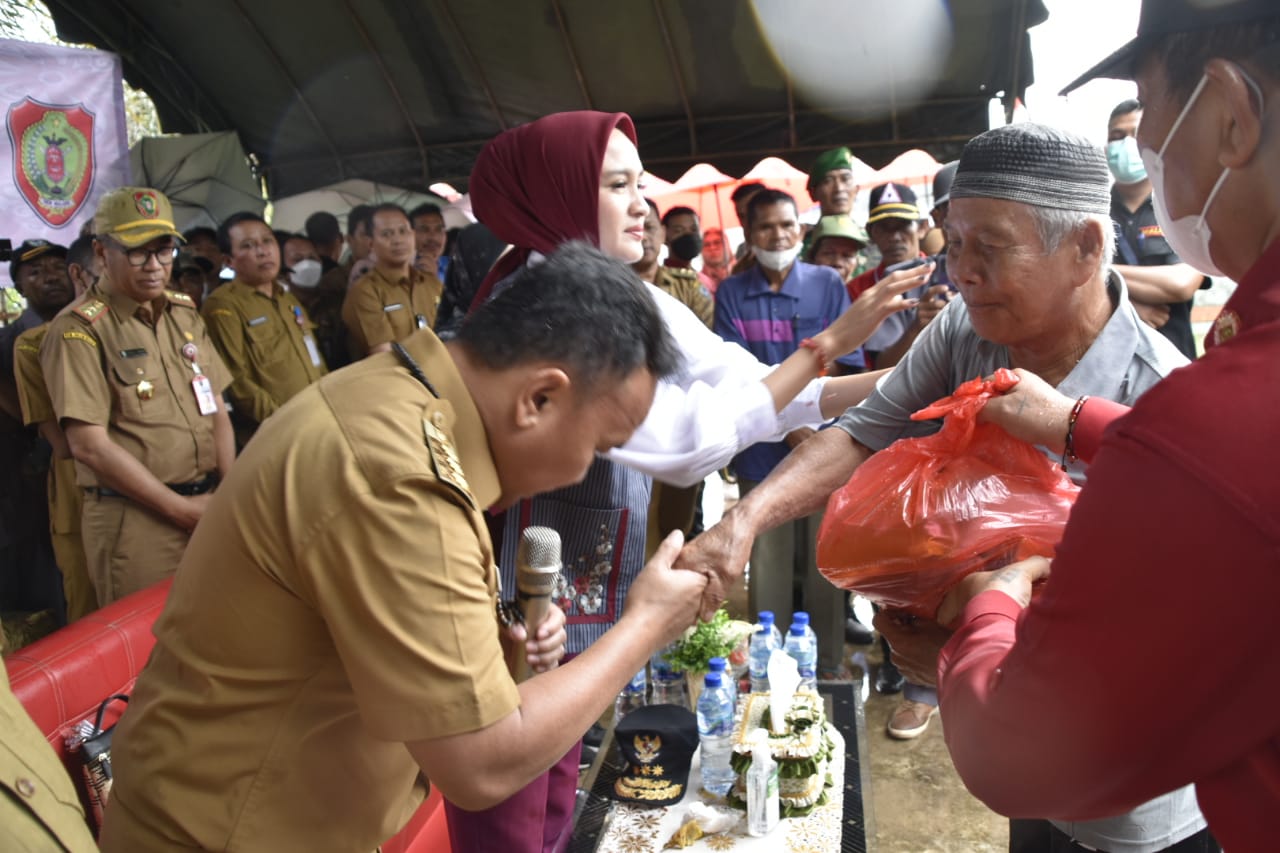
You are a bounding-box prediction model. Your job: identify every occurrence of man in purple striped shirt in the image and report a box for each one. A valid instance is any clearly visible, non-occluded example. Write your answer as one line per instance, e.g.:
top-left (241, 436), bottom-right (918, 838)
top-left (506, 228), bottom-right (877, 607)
top-left (713, 188), bottom-right (863, 677)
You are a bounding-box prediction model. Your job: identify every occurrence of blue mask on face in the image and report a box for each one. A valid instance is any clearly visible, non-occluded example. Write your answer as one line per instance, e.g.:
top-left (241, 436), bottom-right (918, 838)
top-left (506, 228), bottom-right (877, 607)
top-left (1106, 136), bottom-right (1147, 185)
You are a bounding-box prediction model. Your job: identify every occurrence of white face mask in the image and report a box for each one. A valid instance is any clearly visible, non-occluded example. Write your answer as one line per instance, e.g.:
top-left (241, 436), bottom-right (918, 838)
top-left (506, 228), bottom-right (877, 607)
top-left (1139, 72), bottom-right (1264, 278)
top-left (289, 258), bottom-right (323, 288)
top-left (754, 243), bottom-right (802, 271)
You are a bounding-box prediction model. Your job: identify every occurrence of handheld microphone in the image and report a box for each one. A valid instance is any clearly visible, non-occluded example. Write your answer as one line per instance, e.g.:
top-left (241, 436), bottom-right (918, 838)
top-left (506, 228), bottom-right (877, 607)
top-left (516, 526), bottom-right (562, 681)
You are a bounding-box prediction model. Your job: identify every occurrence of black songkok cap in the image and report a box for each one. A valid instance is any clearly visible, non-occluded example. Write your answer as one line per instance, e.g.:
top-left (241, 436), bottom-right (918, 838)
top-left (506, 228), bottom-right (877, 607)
top-left (950, 123), bottom-right (1111, 216)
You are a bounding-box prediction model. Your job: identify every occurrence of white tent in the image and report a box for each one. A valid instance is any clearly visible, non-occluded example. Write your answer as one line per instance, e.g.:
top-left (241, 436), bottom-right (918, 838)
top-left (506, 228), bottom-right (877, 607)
top-left (269, 180), bottom-right (454, 233)
top-left (130, 131), bottom-right (264, 231)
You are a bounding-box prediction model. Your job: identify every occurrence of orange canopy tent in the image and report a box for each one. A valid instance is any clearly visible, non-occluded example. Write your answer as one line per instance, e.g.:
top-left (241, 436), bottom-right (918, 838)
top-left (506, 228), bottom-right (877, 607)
top-left (865, 149), bottom-right (944, 207)
top-left (649, 155), bottom-right (834, 232)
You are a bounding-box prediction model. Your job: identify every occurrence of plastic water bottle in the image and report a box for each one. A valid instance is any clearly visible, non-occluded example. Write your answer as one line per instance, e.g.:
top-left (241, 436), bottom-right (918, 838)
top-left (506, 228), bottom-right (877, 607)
top-left (784, 621), bottom-right (817, 690)
top-left (795, 611), bottom-right (819, 683)
top-left (749, 612), bottom-right (783, 693)
top-left (707, 656), bottom-right (736, 708)
top-left (793, 610), bottom-right (818, 650)
top-left (696, 671), bottom-right (737, 796)
top-left (615, 667), bottom-right (647, 720)
top-left (650, 645), bottom-right (685, 706)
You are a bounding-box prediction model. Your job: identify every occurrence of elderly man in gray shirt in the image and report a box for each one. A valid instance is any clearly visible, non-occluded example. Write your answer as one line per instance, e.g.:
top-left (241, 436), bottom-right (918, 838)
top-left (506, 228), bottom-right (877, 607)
top-left (680, 123), bottom-right (1213, 852)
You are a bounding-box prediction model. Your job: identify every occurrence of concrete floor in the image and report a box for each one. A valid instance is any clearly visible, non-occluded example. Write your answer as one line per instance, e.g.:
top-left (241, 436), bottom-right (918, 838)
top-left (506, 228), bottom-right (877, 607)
top-left (856, 638), bottom-right (1008, 852)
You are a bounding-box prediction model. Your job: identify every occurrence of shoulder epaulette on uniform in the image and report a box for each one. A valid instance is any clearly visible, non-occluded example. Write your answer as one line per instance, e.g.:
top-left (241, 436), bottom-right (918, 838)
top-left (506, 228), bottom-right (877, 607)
top-left (666, 266), bottom-right (699, 282)
top-left (71, 299), bottom-right (108, 324)
top-left (167, 289), bottom-right (197, 308)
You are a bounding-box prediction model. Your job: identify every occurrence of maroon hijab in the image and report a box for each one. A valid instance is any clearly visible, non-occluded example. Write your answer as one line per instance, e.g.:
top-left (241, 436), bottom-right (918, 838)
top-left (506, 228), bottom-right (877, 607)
top-left (469, 110), bottom-right (637, 309)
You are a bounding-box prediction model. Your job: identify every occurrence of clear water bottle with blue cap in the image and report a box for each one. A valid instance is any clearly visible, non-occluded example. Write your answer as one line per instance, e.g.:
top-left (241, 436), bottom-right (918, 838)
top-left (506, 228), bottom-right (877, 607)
top-left (614, 667), bottom-right (647, 720)
top-left (707, 655), bottom-right (736, 708)
top-left (749, 611), bottom-right (783, 693)
top-left (696, 670), bottom-right (737, 795)
top-left (650, 644), bottom-right (685, 706)
top-left (784, 618), bottom-right (817, 690)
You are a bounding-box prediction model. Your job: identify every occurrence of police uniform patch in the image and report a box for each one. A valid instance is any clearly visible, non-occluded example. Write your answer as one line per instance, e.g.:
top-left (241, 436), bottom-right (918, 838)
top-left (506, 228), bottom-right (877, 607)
top-left (62, 329), bottom-right (98, 346)
top-left (16, 340), bottom-right (40, 354)
top-left (1139, 224), bottom-right (1164, 239)
top-left (423, 417), bottom-right (472, 505)
top-left (209, 308), bottom-right (236, 319)
top-left (72, 299), bottom-right (107, 324)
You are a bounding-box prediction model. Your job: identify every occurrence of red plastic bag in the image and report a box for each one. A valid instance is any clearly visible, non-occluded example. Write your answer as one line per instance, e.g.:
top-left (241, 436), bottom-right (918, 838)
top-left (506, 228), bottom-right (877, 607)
top-left (816, 369), bottom-right (1079, 617)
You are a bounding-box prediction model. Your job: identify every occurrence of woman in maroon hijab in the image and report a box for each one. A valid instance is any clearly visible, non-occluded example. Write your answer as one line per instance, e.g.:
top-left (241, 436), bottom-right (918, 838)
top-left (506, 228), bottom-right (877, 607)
top-left (449, 111), bottom-right (928, 853)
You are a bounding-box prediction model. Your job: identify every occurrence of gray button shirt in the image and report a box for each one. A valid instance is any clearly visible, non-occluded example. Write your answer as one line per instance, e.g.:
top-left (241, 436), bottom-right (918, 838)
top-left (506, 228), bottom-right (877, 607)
top-left (836, 272), bottom-right (1204, 851)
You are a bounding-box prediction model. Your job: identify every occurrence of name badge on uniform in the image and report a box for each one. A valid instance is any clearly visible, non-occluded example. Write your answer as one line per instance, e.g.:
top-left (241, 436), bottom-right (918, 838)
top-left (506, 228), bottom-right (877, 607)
top-left (191, 374), bottom-right (218, 415)
top-left (119, 347), bottom-right (148, 358)
top-left (247, 315), bottom-right (269, 327)
top-left (384, 303), bottom-right (404, 313)
top-left (303, 333), bottom-right (322, 367)
top-left (415, 313), bottom-right (428, 329)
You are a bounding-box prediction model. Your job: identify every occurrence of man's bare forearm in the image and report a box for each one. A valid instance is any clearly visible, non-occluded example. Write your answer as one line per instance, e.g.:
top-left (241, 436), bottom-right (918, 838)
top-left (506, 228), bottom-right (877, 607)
top-left (1116, 263), bottom-right (1204, 304)
top-left (731, 427), bottom-right (871, 536)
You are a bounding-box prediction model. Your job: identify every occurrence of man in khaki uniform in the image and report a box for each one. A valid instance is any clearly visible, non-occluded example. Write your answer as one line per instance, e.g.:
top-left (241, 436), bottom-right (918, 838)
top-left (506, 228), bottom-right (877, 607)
top-left (101, 244), bottom-right (705, 851)
top-left (13, 234), bottom-right (101, 621)
top-left (40, 187), bottom-right (235, 606)
top-left (632, 200), bottom-right (713, 327)
top-left (201, 212), bottom-right (326, 445)
top-left (0, 648), bottom-right (98, 853)
top-left (342, 203), bottom-right (443, 358)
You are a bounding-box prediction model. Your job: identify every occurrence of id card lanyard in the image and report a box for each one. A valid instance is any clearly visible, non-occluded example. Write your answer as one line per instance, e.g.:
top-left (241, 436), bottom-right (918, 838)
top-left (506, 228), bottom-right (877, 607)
top-left (181, 342), bottom-right (219, 415)
top-left (293, 305), bottom-right (323, 367)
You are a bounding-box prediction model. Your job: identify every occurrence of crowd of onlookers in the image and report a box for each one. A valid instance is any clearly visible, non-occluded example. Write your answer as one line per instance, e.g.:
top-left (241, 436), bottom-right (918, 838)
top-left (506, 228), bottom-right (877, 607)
top-left (0, 106), bottom-right (1208, 671)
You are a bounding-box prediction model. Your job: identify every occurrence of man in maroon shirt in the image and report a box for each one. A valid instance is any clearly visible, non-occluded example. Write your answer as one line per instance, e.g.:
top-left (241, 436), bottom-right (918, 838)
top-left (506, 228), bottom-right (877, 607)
top-left (881, 2), bottom-right (1279, 850)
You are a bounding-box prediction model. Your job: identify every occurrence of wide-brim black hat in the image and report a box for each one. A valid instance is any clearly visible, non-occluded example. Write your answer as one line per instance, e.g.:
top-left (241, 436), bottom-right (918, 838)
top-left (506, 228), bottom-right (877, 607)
top-left (1061, 0), bottom-right (1277, 95)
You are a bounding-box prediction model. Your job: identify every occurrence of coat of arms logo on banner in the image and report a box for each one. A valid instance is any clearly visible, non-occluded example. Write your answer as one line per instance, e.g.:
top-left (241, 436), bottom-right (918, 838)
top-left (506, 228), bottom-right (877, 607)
top-left (6, 97), bottom-right (95, 228)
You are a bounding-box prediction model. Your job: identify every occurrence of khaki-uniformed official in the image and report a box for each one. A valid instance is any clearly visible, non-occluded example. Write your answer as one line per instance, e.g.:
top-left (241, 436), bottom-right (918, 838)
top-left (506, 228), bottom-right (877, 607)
top-left (12, 235), bottom-right (102, 622)
top-left (631, 200), bottom-right (714, 329)
top-left (14, 325), bottom-right (96, 622)
top-left (100, 244), bottom-right (704, 851)
top-left (201, 213), bottom-right (326, 444)
top-left (0, 642), bottom-right (99, 853)
top-left (40, 187), bottom-right (234, 606)
top-left (342, 204), bottom-right (442, 358)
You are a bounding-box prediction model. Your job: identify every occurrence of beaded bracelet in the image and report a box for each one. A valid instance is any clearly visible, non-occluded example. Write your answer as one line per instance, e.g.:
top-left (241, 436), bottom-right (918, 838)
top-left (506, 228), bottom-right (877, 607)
top-left (1060, 395), bottom-right (1090, 471)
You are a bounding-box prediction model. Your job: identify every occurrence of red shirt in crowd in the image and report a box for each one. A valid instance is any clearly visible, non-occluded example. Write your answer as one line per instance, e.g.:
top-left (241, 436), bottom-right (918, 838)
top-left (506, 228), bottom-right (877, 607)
top-left (937, 237), bottom-right (1280, 853)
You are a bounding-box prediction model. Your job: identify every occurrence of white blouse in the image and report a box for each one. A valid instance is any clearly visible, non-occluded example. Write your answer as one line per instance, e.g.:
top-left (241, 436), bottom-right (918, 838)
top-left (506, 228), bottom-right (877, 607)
top-left (606, 282), bottom-right (827, 487)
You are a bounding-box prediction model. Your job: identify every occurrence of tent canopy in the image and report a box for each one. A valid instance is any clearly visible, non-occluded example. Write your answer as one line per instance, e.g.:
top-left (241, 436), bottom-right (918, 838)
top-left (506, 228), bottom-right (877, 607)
top-left (45, 0), bottom-right (1047, 197)
top-left (269, 179), bottom-right (452, 233)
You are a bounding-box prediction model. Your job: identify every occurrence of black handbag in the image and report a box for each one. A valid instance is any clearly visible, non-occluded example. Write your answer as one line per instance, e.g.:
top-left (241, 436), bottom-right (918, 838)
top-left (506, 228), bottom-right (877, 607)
top-left (80, 693), bottom-right (129, 834)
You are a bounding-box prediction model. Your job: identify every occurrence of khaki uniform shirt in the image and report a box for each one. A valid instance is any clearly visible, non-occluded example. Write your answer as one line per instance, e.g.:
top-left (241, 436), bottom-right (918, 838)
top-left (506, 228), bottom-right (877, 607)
top-left (201, 278), bottom-right (327, 427)
top-left (14, 324), bottom-right (80, 535)
top-left (40, 281), bottom-right (231, 487)
top-left (654, 266), bottom-right (714, 328)
top-left (342, 266), bottom-right (442, 357)
top-left (101, 331), bottom-right (520, 852)
top-left (0, 658), bottom-right (99, 853)
top-left (14, 324), bottom-right (53, 427)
